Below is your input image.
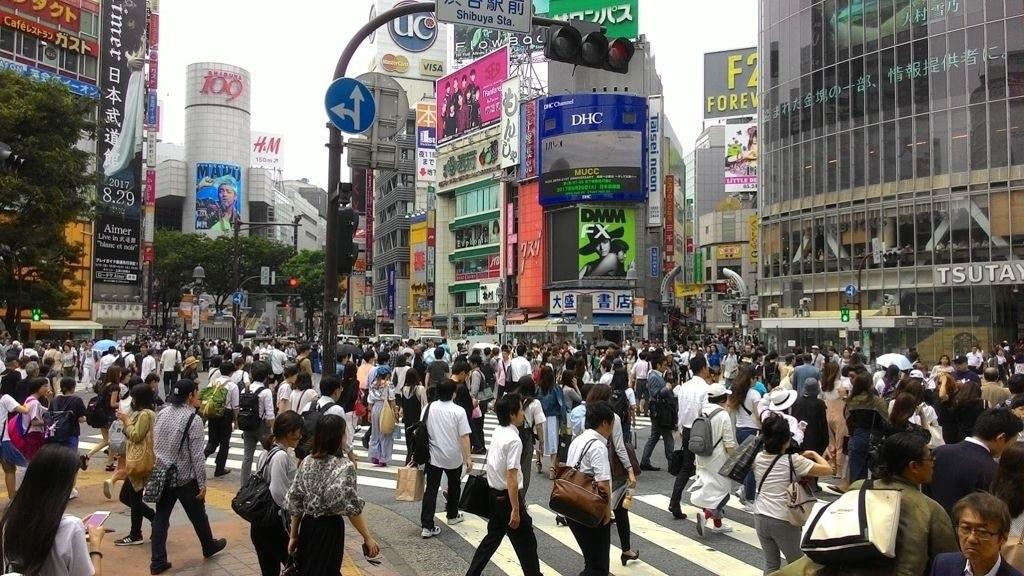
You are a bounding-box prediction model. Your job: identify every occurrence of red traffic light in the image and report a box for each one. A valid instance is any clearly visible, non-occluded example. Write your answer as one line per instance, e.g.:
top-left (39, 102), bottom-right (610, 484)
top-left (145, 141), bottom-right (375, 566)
top-left (543, 24), bottom-right (635, 74)
top-left (288, 277), bottom-right (299, 288)
top-left (607, 38), bottom-right (635, 73)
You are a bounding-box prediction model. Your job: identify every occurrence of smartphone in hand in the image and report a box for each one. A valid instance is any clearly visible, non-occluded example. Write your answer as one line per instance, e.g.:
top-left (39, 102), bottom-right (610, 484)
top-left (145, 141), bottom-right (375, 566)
top-left (85, 511), bottom-right (110, 528)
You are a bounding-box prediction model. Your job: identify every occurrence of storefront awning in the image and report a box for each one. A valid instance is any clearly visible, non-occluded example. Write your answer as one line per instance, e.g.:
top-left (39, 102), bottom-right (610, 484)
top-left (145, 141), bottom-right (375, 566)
top-left (449, 282), bottom-right (479, 294)
top-left (30, 320), bottom-right (104, 332)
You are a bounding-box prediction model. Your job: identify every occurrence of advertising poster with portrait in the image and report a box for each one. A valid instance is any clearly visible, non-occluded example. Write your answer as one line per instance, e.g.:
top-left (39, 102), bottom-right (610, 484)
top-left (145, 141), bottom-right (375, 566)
top-left (724, 122), bottom-right (758, 194)
top-left (577, 206), bottom-right (636, 280)
top-left (436, 46), bottom-right (509, 143)
top-left (195, 163), bottom-right (242, 238)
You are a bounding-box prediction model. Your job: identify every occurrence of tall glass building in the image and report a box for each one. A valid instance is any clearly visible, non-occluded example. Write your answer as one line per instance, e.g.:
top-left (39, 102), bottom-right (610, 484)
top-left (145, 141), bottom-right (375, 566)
top-left (757, 0), bottom-right (1024, 358)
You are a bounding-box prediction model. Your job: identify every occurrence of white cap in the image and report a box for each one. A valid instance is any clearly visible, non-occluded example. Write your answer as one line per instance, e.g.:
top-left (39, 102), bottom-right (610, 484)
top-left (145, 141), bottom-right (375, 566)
top-left (909, 369), bottom-right (926, 379)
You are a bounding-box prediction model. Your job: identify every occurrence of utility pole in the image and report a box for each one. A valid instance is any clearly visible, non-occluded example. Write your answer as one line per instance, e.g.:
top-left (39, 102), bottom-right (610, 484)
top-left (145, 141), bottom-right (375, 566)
top-left (319, 3), bottom-right (568, 376)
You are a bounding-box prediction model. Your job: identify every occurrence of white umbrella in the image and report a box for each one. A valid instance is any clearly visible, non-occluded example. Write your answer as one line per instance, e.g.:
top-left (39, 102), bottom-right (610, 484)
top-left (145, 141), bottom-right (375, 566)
top-left (876, 353), bottom-right (912, 371)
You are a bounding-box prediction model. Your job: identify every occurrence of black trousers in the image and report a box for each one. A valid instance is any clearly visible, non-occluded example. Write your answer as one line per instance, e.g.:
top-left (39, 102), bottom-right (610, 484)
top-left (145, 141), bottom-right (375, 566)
top-left (162, 371), bottom-right (178, 397)
top-left (250, 519), bottom-right (289, 576)
top-left (614, 503), bottom-right (632, 551)
top-left (567, 518), bottom-right (610, 576)
top-left (150, 480), bottom-right (218, 571)
top-left (118, 481), bottom-right (154, 539)
top-left (204, 414), bottom-right (233, 473)
top-left (470, 401), bottom-right (488, 451)
top-left (669, 427), bottom-right (697, 511)
top-left (465, 488), bottom-right (541, 576)
top-left (420, 463), bottom-right (462, 529)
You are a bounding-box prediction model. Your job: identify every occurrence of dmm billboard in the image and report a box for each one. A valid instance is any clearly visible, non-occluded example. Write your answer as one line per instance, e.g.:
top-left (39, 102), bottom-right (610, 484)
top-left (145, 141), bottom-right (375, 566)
top-left (538, 93), bottom-right (646, 206)
top-left (549, 206), bottom-right (636, 282)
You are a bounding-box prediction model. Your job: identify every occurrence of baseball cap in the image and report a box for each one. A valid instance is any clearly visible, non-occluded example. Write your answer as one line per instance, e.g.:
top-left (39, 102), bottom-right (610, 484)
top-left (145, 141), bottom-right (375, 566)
top-left (707, 383), bottom-right (731, 398)
top-left (168, 379), bottom-right (197, 404)
top-left (909, 369), bottom-right (925, 380)
top-left (953, 355), bottom-right (968, 364)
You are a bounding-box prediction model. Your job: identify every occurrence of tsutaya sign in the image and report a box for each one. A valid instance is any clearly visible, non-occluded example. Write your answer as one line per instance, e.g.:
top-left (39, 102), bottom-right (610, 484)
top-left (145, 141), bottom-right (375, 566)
top-left (935, 263), bottom-right (1024, 286)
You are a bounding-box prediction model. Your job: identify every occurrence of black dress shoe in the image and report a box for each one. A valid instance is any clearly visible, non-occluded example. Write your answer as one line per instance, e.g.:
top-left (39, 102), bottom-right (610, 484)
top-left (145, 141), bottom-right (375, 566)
top-left (668, 507), bottom-right (687, 520)
top-left (150, 562), bottom-right (172, 575)
top-left (213, 469), bottom-right (232, 477)
top-left (639, 464), bottom-right (661, 472)
top-left (203, 538), bottom-right (227, 558)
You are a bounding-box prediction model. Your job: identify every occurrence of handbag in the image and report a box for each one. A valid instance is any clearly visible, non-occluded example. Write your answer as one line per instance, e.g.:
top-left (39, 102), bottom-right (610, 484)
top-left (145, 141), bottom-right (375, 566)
top-left (556, 432), bottom-right (573, 464)
top-left (719, 434), bottom-right (762, 482)
top-left (800, 479), bottom-right (902, 565)
top-left (379, 400), bottom-right (396, 435)
top-left (609, 441), bottom-right (641, 480)
top-left (143, 413), bottom-right (196, 504)
top-left (395, 465), bottom-right (425, 502)
top-left (125, 411), bottom-right (155, 480)
top-left (232, 447), bottom-right (283, 526)
top-left (785, 454), bottom-right (816, 527)
top-left (1003, 530), bottom-right (1024, 573)
top-left (549, 439), bottom-right (611, 528)
top-left (458, 470), bottom-right (491, 519)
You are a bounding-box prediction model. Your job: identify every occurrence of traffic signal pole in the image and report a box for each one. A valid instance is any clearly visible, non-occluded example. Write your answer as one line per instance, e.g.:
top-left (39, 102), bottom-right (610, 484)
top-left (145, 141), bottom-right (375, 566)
top-left (320, 3), bottom-right (563, 376)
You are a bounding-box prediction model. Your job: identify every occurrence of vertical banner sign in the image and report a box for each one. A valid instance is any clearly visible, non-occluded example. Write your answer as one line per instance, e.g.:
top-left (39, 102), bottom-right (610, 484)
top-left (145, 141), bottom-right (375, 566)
top-left (386, 265), bottom-right (396, 319)
top-left (415, 103), bottom-right (437, 184)
top-left (748, 214), bottom-right (759, 264)
top-left (505, 202), bottom-right (516, 276)
top-left (365, 170), bottom-right (375, 267)
top-left (646, 95), bottom-right (663, 227)
top-left (518, 97), bottom-right (539, 181)
top-left (664, 174), bottom-right (675, 263)
top-left (499, 76), bottom-right (521, 169)
top-left (147, 10), bottom-right (159, 89)
top-left (426, 211), bottom-right (436, 284)
top-left (145, 169), bottom-right (156, 204)
top-left (724, 122), bottom-right (758, 194)
top-left (94, 0), bottom-right (148, 287)
top-left (650, 246), bottom-right (660, 278)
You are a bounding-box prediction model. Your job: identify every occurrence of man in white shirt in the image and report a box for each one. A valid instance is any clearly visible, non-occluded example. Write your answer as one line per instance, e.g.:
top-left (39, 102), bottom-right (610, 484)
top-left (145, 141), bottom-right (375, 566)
top-left (669, 354), bottom-right (711, 519)
top-left (203, 373), bottom-right (239, 477)
top-left (98, 346), bottom-right (117, 380)
top-left (316, 376), bottom-right (357, 462)
top-left (239, 361), bottom-right (276, 484)
top-left (967, 346), bottom-right (985, 374)
top-left (159, 343), bottom-right (181, 397)
top-left (420, 378), bottom-right (473, 539)
top-left (631, 352), bottom-right (651, 415)
top-left (139, 344), bottom-right (157, 379)
top-left (508, 344), bottom-right (532, 384)
top-left (464, 393), bottom-right (542, 576)
top-left (268, 342), bottom-right (288, 385)
top-left (563, 402), bottom-right (616, 575)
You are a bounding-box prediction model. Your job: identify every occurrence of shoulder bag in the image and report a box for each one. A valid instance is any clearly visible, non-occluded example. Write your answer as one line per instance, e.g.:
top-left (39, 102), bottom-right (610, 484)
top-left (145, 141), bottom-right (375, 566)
top-left (232, 447), bottom-right (283, 526)
top-left (143, 413), bottom-right (196, 504)
top-left (800, 478), bottom-right (901, 565)
top-left (719, 433), bottom-right (762, 482)
top-left (1003, 527), bottom-right (1024, 573)
top-left (549, 439), bottom-right (611, 528)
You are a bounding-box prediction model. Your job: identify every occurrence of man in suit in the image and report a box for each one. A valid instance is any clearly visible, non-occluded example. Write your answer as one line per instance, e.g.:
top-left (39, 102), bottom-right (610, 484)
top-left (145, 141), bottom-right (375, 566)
top-left (931, 409), bottom-right (1023, 515)
top-left (931, 492), bottom-right (1024, 576)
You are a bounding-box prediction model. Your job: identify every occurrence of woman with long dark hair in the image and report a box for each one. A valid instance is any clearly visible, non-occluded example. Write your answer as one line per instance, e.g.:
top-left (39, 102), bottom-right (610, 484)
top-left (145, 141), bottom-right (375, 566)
top-left (991, 441), bottom-right (1024, 537)
top-left (537, 366), bottom-right (564, 478)
top-left (844, 371), bottom-right (889, 483)
top-left (84, 365), bottom-right (124, 471)
top-left (251, 410), bottom-right (303, 576)
top-left (514, 375), bottom-right (546, 491)
top-left (609, 364), bottom-right (634, 444)
top-left (289, 372), bottom-right (318, 415)
top-left (114, 383), bottom-right (157, 546)
top-left (949, 379), bottom-right (986, 443)
top-left (286, 415), bottom-right (380, 576)
top-left (726, 364), bottom-right (761, 505)
top-left (0, 444), bottom-right (106, 575)
top-left (339, 360), bottom-right (360, 437)
top-left (400, 368), bottom-right (427, 465)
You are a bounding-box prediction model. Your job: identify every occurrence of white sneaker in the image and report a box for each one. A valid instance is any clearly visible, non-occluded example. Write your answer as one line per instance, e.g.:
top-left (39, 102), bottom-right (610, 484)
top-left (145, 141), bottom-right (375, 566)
top-left (709, 524), bottom-right (733, 534)
top-left (68, 488), bottom-right (79, 500)
top-left (447, 513), bottom-right (465, 525)
top-left (421, 526), bottom-right (442, 538)
top-left (742, 502), bottom-right (756, 514)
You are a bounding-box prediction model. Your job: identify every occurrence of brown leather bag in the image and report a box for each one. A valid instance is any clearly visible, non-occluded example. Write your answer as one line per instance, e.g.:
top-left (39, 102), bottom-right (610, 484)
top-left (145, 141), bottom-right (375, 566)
top-left (549, 438), bottom-right (611, 528)
top-left (609, 440), bottom-right (641, 480)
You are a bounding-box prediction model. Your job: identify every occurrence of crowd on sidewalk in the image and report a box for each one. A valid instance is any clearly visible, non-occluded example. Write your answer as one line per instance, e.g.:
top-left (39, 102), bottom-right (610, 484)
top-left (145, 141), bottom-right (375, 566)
top-left (2, 333), bottom-right (1024, 575)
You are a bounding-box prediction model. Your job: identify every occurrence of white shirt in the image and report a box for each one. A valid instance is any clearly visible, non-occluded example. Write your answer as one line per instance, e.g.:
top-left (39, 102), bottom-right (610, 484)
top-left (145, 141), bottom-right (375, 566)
top-left (247, 381), bottom-right (276, 422)
top-left (424, 400), bottom-right (472, 470)
top-left (753, 452), bottom-right (815, 522)
top-left (736, 388), bottom-right (763, 430)
top-left (598, 372), bottom-right (613, 386)
top-left (159, 349), bottom-right (181, 373)
top-left (485, 425), bottom-right (523, 490)
top-left (140, 355), bottom-right (157, 377)
top-left (964, 556), bottom-right (1002, 576)
top-left (675, 375), bottom-right (709, 430)
top-left (315, 395), bottom-right (346, 418)
top-left (269, 348), bottom-right (288, 374)
top-left (565, 428), bottom-right (611, 482)
top-left (222, 379), bottom-right (240, 411)
top-left (632, 359), bottom-right (650, 380)
top-left (508, 356), bottom-right (532, 383)
top-left (277, 381), bottom-right (292, 409)
top-left (41, 515), bottom-right (93, 576)
top-left (967, 351), bottom-right (984, 368)
top-left (0, 395), bottom-right (20, 441)
top-left (290, 388), bottom-right (318, 414)
top-left (523, 397), bottom-right (546, 430)
top-left (98, 353), bottom-right (115, 375)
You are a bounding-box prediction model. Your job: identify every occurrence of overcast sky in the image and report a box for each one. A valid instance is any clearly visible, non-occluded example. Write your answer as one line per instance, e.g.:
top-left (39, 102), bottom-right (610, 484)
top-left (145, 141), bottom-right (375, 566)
top-left (158, 1), bottom-right (757, 189)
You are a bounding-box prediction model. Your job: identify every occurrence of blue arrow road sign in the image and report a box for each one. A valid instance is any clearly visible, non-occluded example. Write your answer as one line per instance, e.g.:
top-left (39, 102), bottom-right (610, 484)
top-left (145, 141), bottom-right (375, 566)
top-left (232, 291), bottom-right (244, 305)
top-left (325, 77), bottom-right (376, 134)
top-left (844, 284), bottom-right (858, 298)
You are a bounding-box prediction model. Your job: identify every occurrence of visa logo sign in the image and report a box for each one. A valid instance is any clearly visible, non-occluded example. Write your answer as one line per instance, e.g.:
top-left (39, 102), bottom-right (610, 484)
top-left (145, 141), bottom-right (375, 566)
top-left (571, 112), bottom-right (603, 126)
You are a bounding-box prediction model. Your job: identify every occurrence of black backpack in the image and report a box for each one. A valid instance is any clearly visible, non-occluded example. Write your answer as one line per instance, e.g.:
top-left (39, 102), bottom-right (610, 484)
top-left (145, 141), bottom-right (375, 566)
top-left (649, 391), bottom-right (678, 430)
top-left (237, 385), bottom-right (270, 431)
top-left (44, 396), bottom-right (76, 444)
top-left (610, 388), bottom-right (630, 424)
top-left (480, 362), bottom-right (497, 390)
top-left (409, 402), bottom-right (432, 465)
top-left (85, 393), bottom-right (110, 428)
top-left (232, 447), bottom-right (283, 526)
top-left (295, 401), bottom-right (335, 459)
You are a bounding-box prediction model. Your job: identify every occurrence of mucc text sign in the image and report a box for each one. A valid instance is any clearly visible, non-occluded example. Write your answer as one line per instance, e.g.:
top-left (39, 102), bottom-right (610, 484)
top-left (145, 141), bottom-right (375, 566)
top-left (935, 263), bottom-right (1024, 286)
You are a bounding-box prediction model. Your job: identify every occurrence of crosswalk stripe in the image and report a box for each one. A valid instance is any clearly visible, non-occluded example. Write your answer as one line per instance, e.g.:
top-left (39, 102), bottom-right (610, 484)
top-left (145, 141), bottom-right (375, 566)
top-left (434, 513), bottom-right (565, 576)
top-left (527, 505), bottom-right (670, 576)
top-left (635, 494), bottom-right (763, 550)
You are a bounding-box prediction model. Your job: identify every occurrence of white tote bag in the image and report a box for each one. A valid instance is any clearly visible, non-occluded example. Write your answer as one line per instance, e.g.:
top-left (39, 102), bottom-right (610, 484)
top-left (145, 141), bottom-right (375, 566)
top-left (800, 480), bottom-right (901, 565)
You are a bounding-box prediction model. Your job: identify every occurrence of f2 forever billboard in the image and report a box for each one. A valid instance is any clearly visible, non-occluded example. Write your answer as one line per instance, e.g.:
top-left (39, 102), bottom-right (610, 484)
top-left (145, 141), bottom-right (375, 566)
top-left (538, 94), bottom-right (646, 206)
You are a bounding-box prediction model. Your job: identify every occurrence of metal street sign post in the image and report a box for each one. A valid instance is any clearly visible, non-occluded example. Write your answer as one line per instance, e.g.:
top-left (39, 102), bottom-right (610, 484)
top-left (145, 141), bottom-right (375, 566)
top-left (325, 77), bottom-right (377, 134)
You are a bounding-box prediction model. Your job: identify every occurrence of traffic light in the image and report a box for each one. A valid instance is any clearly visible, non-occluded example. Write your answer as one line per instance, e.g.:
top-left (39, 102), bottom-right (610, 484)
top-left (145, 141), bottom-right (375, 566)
top-left (30, 308), bottom-right (41, 322)
top-left (0, 143), bottom-right (25, 174)
top-left (287, 277), bottom-right (299, 288)
top-left (543, 23), bottom-right (635, 74)
top-left (336, 207), bottom-right (359, 274)
top-left (840, 307), bottom-right (851, 323)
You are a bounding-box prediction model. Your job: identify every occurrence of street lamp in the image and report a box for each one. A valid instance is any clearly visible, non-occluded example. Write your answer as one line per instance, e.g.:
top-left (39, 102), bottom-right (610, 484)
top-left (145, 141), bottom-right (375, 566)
top-left (191, 265), bottom-right (205, 338)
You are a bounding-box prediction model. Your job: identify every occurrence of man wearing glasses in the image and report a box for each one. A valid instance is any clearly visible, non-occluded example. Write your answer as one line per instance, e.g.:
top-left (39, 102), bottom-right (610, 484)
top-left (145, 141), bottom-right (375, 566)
top-left (931, 492), bottom-right (1023, 576)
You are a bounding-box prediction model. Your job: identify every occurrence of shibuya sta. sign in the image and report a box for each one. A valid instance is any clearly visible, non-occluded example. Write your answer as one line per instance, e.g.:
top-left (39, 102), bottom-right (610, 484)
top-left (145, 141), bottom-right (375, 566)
top-left (934, 263), bottom-right (1024, 286)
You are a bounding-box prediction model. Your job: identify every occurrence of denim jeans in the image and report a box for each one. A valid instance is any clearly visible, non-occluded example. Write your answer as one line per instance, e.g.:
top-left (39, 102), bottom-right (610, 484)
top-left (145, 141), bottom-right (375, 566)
top-left (150, 480), bottom-right (218, 570)
top-left (640, 426), bottom-right (675, 467)
top-left (848, 428), bottom-right (872, 482)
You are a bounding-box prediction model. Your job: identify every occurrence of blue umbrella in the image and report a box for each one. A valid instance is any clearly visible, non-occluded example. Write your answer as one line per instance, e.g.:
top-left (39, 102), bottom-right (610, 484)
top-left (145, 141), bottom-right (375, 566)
top-left (92, 339), bottom-right (118, 352)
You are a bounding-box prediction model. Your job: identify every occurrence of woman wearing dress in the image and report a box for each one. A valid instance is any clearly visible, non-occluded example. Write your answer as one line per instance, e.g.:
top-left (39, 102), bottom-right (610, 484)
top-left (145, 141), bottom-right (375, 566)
top-left (286, 414), bottom-right (380, 576)
top-left (367, 365), bottom-right (396, 467)
top-left (250, 410), bottom-right (303, 576)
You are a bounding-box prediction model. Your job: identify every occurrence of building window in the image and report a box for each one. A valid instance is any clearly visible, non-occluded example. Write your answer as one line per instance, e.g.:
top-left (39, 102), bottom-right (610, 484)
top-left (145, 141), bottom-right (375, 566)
top-left (81, 55), bottom-right (97, 80)
top-left (454, 221), bottom-right (499, 249)
top-left (0, 27), bottom-right (14, 54)
top-left (20, 35), bottom-right (38, 59)
top-left (455, 184), bottom-right (499, 218)
top-left (60, 49), bottom-right (79, 74)
top-left (80, 11), bottom-right (99, 37)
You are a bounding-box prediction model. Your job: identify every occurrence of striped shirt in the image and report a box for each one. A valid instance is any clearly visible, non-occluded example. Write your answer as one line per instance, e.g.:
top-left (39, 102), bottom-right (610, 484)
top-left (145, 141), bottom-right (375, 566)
top-left (154, 404), bottom-right (206, 490)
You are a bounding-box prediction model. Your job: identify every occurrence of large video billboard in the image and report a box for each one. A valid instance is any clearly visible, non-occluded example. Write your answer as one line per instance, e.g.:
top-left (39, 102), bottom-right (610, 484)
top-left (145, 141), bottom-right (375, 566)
top-left (194, 163), bottom-right (242, 238)
top-left (578, 206), bottom-right (636, 279)
top-left (724, 123), bottom-right (758, 194)
top-left (703, 48), bottom-right (758, 119)
top-left (538, 93), bottom-right (646, 206)
top-left (437, 46), bottom-right (509, 143)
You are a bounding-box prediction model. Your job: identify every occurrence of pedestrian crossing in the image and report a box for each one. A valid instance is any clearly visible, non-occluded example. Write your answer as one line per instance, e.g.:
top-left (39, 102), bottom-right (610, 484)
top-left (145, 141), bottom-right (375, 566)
top-left (78, 413), bottom-right (653, 491)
